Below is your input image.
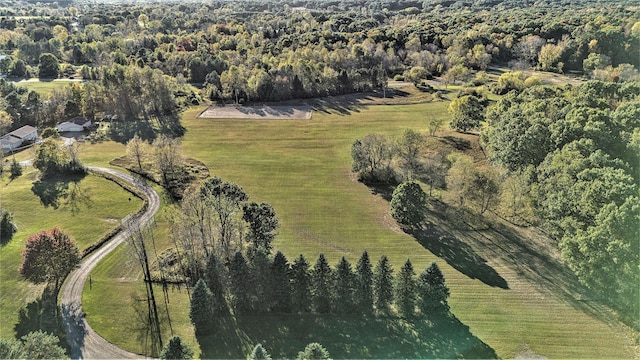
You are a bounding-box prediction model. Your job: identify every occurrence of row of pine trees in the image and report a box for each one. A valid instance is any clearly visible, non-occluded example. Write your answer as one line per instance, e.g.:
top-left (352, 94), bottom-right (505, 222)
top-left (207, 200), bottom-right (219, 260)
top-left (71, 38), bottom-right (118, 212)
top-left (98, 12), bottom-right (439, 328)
top-left (190, 250), bottom-right (450, 335)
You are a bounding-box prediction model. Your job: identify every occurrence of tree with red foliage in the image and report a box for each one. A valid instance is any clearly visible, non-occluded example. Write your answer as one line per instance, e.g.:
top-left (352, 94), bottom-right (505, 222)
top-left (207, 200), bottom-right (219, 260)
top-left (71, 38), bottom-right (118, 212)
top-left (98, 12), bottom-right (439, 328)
top-left (19, 228), bottom-right (80, 290)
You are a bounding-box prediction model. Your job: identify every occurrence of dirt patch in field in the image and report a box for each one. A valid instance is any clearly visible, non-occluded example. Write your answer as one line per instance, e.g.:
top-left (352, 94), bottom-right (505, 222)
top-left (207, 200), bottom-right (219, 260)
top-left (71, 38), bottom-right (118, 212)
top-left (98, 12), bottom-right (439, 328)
top-left (198, 105), bottom-right (312, 120)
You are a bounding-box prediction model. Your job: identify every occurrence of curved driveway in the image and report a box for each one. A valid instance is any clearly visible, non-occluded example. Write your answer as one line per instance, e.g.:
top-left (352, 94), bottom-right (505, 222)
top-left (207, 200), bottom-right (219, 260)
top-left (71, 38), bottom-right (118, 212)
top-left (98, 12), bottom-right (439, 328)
top-left (60, 166), bottom-right (160, 359)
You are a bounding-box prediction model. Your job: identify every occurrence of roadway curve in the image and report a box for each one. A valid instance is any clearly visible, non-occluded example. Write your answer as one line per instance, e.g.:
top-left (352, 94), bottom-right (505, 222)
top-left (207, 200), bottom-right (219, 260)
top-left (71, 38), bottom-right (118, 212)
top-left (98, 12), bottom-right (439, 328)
top-left (60, 166), bottom-right (160, 359)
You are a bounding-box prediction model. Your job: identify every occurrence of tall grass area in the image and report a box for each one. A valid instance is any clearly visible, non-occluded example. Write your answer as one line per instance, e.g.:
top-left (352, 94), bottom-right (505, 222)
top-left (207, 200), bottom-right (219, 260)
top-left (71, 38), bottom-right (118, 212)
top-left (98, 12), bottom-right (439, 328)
top-left (0, 166), bottom-right (142, 340)
top-left (82, 103), bottom-right (636, 358)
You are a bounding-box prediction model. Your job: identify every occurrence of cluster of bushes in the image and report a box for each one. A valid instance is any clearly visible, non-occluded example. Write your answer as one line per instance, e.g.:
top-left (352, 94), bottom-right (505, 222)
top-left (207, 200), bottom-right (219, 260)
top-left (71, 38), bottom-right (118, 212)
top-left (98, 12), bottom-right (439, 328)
top-left (190, 250), bottom-right (450, 335)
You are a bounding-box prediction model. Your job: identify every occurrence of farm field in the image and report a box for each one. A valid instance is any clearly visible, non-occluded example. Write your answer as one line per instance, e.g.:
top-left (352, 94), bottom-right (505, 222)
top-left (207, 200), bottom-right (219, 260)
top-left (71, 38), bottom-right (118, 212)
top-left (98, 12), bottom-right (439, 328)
top-left (0, 166), bottom-right (142, 340)
top-left (81, 101), bottom-right (638, 358)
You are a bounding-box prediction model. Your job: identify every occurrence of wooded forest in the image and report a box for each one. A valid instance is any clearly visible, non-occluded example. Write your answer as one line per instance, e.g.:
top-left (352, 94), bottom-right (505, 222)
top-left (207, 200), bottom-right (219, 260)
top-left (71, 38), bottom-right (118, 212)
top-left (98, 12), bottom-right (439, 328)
top-left (1, 0), bottom-right (639, 135)
top-left (1, 0), bottom-right (639, 358)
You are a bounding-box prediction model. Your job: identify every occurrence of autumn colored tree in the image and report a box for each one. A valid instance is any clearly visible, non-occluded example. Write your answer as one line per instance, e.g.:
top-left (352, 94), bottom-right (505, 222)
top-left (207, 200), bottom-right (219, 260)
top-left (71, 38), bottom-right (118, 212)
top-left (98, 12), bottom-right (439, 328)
top-left (19, 228), bottom-right (80, 289)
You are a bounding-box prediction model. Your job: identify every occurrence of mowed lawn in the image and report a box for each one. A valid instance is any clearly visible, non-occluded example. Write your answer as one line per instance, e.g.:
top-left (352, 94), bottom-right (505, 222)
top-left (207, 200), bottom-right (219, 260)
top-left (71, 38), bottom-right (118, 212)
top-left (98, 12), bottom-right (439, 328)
top-left (0, 166), bottom-right (142, 340)
top-left (15, 79), bottom-right (82, 96)
top-left (82, 103), bottom-right (636, 358)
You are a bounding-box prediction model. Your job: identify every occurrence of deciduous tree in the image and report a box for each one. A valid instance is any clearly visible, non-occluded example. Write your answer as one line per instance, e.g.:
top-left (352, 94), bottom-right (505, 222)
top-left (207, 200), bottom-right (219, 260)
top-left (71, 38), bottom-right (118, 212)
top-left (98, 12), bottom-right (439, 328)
top-left (243, 202), bottom-right (278, 254)
top-left (448, 95), bottom-right (484, 133)
top-left (19, 228), bottom-right (80, 290)
top-left (126, 135), bottom-right (148, 172)
top-left (351, 134), bottom-right (395, 183)
top-left (38, 53), bottom-right (59, 78)
top-left (397, 129), bottom-right (425, 180)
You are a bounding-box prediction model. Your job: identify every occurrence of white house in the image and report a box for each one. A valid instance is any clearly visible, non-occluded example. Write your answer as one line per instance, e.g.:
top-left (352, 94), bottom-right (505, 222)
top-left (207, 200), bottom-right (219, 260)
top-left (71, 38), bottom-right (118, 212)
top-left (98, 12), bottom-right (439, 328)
top-left (56, 116), bottom-right (91, 133)
top-left (1, 125), bottom-right (38, 153)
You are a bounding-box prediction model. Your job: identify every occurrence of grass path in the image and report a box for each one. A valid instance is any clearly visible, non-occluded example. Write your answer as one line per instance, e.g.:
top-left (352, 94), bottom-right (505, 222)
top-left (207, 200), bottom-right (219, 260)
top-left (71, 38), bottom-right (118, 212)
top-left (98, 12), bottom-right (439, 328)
top-left (81, 102), bottom-right (637, 358)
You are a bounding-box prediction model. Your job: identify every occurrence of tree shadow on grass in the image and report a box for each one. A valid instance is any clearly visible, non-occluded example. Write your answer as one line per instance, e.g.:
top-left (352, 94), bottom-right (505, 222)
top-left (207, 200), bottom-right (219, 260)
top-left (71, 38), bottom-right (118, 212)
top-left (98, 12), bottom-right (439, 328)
top-left (364, 183), bottom-right (508, 289)
top-left (408, 223), bottom-right (509, 289)
top-left (108, 121), bottom-right (157, 144)
top-left (14, 287), bottom-right (70, 353)
top-left (31, 173), bottom-right (90, 213)
top-left (197, 312), bottom-right (496, 359)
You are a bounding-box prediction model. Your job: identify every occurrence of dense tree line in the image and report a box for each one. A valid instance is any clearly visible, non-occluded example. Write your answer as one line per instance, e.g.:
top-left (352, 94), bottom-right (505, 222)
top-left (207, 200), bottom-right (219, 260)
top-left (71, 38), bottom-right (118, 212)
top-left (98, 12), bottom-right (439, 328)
top-left (0, 64), bottom-right (187, 141)
top-left (190, 249), bottom-right (450, 334)
top-left (481, 81), bottom-right (639, 317)
top-left (165, 175), bottom-right (279, 283)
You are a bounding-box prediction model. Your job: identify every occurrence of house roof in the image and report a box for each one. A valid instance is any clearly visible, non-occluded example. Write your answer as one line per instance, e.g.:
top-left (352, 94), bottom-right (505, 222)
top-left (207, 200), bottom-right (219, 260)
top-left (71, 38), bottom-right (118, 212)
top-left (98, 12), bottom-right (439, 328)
top-left (1, 134), bottom-right (22, 145)
top-left (8, 125), bottom-right (37, 139)
top-left (68, 116), bottom-right (89, 126)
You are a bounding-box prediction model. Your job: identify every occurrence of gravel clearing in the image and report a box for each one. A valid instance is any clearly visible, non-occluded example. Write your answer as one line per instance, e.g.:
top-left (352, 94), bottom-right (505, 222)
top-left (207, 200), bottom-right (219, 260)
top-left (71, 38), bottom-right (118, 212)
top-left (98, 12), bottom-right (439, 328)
top-left (198, 105), bottom-right (312, 120)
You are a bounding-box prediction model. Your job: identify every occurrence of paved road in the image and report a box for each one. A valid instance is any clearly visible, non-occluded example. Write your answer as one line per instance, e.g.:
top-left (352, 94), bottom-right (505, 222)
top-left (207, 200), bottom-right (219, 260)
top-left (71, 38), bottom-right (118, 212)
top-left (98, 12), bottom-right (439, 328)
top-left (60, 166), bottom-right (160, 359)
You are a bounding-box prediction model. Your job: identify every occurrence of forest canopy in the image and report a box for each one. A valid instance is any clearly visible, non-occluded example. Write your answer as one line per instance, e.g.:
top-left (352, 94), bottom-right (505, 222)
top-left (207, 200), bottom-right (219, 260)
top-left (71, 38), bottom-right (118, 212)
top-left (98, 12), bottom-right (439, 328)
top-left (1, 0), bottom-right (639, 136)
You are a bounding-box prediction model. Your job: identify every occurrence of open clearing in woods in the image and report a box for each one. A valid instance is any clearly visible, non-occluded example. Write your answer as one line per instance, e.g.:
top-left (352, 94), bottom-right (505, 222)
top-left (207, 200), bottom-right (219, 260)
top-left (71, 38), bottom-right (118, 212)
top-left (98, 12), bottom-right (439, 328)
top-left (198, 105), bottom-right (313, 120)
top-left (78, 97), bottom-right (638, 359)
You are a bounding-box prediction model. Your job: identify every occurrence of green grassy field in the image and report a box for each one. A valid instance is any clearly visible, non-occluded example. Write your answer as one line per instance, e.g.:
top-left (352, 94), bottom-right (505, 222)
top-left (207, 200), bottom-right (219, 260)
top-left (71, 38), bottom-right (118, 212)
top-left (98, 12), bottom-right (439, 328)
top-left (80, 102), bottom-right (637, 358)
top-left (14, 79), bottom-right (81, 96)
top-left (0, 166), bottom-right (142, 340)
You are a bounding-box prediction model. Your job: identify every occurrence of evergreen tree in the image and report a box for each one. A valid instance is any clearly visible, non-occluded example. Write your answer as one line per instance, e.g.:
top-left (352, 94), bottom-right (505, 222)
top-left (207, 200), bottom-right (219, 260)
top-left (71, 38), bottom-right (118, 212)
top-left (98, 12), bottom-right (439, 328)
top-left (297, 342), bottom-right (331, 360)
top-left (190, 279), bottom-right (214, 335)
top-left (395, 259), bottom-right (416, 318)
top-left (417, 262), bottom-right (450, 314)
top-left (373, 255), bottom-right (394, 313)
top-left (355, 251), bottom-right (374, 314)
top-left (205, 254), bottom-right (226, 311)
top-left (160, 336), bottom-right (194, 360)
top-left (249, 343), bottom-right (272, 360)
top-left (312, 253), bottom-right (333, 314)
top-left (291, 254), bottom-right (312, 313)
top-left (271, 251), bottom-right (292, 313)
top-left (250, 250), bottom-right (273, 313)
top-left (390, 181), bottom-right (428, 228)
top-left (333, 257), bottom-right (356, 314)
top-left (229, 251), bottom-right (252, 313)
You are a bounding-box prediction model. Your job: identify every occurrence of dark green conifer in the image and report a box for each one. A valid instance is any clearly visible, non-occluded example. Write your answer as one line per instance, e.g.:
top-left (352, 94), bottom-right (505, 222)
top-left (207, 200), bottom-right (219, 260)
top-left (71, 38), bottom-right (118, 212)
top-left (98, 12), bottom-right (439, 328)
top-left (190, 279), bottom-right (214, 335)
top-left (395, 259), bottom-right (416, 318)
top-left (291, 254), bottom-right (312, 313)
top-left (312, 253), bottom-right (332, 314)
top-left (334, 256), bottom-right (356, 314)
top-left (355, 251), bottom-right (374, 314)
top-left (373, 255), bottom-right (394, 313)
top-left (229, 251), bottom-right (252, 313)
top-left (417, 262), bottom-right (450, 314)
top-left (271, 251), bottom-right (292, 312)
